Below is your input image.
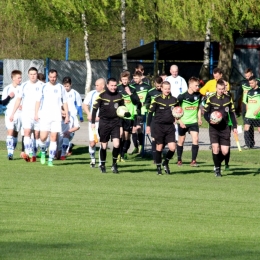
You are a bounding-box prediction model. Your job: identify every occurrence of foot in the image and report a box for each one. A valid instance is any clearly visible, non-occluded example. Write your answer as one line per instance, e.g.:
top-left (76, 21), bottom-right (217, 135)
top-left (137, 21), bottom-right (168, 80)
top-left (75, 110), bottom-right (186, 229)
top-left (8, 154), bottom-right (13, 160)
top-left (162, 161), bottom-right (171, 174)
top-left (90, 159), bottom-right (96, 167)
top-left (156, 165), bottom-right (163, 175)
top-left (29, 152), bottom-right (33, 159)
top-left (138, 145), bottom-right (143, 154)
top-left (215, 167), bottom-right (222, 177)
top-left (99, 165), bottom-right (106, 173)
top-left (22, 153), bottom-right (29, 162)
top-left (177, 160), bottom-right (182, 167)
top-left (190, 160), bottom-right (199, 167)
top-left (117, 155), bottom-right (121, 163)
top-left (31, 156), bottom-right (36, 162)
top-left (48, 160), bottom-right (54, 167)
top-left (224, 165), bottom-right (230, 171)
top-left (37, 151), bottom-right (42, 158)
top-left (123, 153), bottom-right (128, 160)
top-left (111, 164), bottom-right (119, 173)
top-left (60, 156), bottom-right (66, 160)
top-left (67, 143), bottom-right (74, 156)
top-left (20, 152), bottom-right (26, 158)
top-left (130, 147), bottom-right (139, 155)
top-left (40, 152), bottom-right (46, 165)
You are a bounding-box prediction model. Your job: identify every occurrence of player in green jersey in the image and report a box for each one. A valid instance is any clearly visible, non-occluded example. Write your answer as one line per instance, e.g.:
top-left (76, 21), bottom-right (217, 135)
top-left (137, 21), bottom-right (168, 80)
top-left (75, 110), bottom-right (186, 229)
top-left (176, 77), bottom-right (202, 167)
top-left (244, 76), bottom-right (260, 141)
top-left (131, 71), bottom-right (151, 154)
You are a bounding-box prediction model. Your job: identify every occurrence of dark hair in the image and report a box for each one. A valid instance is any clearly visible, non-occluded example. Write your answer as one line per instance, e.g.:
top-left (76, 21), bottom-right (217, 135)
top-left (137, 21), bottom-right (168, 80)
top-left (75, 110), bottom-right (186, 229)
top-left (213, 68), bottom-right (223, 75)
top-left (62, 76), bottom-right (72, 85)
top-left (135, 64), bottom-right (144, 71)
top-left (133, 71), bottom-right (143, 77)
top-left (28, 67), bottom-right (38, 73)
top-left (49, 69), bottom-right (58, 75)
top-left (154, 76), bottom-right (163, 84)
top-left (37, 73), bottom-right (45, 82)
top-left (161, 81), bottom-right (171, 87)
top-left (11, 70), bottom-right (22, 78)
top-left (188, 76), bottom-right (200, 84)
top-left (248, 76), bottom-right (256, 81)
top-left (107, 77), bottom-right (117, 84)
top-left (216, 79), bottom-right (226, 86)
top-left (120, 71), bottom-right (130, 79)
top-left (245, 68), bottom-right (253, 74)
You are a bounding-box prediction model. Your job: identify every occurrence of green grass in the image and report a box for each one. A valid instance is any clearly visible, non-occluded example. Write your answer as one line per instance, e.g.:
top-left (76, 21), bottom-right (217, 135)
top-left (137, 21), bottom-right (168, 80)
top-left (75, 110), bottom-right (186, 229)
top-left (1, 147), bottom-right (260, 260)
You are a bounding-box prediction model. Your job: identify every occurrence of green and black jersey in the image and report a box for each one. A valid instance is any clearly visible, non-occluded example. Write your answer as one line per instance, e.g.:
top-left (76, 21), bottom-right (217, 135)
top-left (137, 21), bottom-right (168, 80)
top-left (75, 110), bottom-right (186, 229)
top-left (245, 87), bottom-right (260, 119)
top-left (133, 82), bottom-right (151, 115)
top-left (144, 87), bottom-right (161, 109)
top-left (178, 91), bottom-right (202, 124)
top-left (117, 84), bottom-right (141, 120)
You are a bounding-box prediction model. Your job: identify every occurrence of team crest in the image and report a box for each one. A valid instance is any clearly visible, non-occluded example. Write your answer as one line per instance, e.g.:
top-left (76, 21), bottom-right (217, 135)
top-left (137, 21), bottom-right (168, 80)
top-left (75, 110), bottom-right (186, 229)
top-left (194, 96), bottom-right (197, 100)
top-left (225, 107), bottom-right (229, 112)
top-left (114, 103), bottom-right (119, 109)
top-left (54, 89), bottom-right (58, 93)
top-left (140, 87), bottom-right (144, 90)
top-left (254, 91), bottom-right (257, 95)
top-left (36, 87), bottom-right (39, 91)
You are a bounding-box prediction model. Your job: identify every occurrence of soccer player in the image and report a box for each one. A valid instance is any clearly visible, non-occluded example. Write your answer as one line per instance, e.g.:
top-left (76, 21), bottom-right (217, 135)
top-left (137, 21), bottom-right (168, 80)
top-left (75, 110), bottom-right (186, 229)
top-left (83, 78), bottom-right (105, 167)
top-left (176, 77), bottom-right (202, 167)
top-left (91, 78), bottom-right (129, 174)
top-left (130, 64), bottom-right (151, 85)
top-left (131, 71), bottom-right (151, 154)
top-left (35, 69), bottom-right (69, 166)
top-left (10, 67), bottom-right (43, 162)
top-left (2, 70), bottom-right (22, 160)
top-left (144, 76), bottom-right (162, 163)
top-left (203, 79), bottom-right (237, 177)
top-left (117, 71), bottom-right (140, 160)
top-left (146, 81), bottom-right (179, 175)
top-left (57, 109), bottom-right (80, 160)
top-left (244, 76), bottom-right (260, 144)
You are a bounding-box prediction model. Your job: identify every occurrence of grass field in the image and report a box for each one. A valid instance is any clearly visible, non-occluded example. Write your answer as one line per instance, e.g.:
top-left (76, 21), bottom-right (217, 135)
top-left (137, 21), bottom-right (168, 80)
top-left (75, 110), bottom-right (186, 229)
top-left (1, 147), bottom-right (260, 260)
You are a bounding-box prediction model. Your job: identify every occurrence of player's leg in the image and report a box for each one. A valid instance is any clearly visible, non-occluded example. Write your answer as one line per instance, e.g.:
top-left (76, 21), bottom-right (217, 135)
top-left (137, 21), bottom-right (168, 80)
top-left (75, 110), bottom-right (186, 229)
top-left (47, 132), bottom-right (58, 166)
top-left (243, 121), bottom-right (252, 149)
top-left (210, 127), bottom-right (221, 177)
top-left (111, 124), bottom-right (121, 173)
top-left (137, 115), bottom-right (145, 153)
top-left (39, 130), bottom-right (49, 164)
top-left (23, 128), bottom-right (33, 159)
top-left (98, 122), bottom-right (110, 173)
top-left (177, 126), bottom-right (186, 166)
top-left (131, 125), bottom-right (139, 154)
top-left (88, 122), bottom-right (97, 167)
top-left (190, 128), bottom-right (199, 167)
top-left (6, 129), bottom-right (14, 160)
top-left (155, 143), bottom-right (163, 175)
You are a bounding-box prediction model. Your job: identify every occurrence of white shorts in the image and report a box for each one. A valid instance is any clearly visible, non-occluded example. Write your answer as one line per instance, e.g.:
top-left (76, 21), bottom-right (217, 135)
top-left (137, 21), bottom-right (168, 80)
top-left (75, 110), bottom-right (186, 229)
top-left (40, 118), bottom-right (61, 133)
top-left (89, 122), bottom-right (99, 142)
top-left (5, 113), bottom-right (22, 132)
top-left (22, 114), bottom-right (40, 131)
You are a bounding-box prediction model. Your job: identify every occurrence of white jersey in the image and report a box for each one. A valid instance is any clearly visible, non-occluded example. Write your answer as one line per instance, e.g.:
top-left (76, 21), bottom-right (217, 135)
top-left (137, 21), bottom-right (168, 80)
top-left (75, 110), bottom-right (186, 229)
top-left (165, 75), bottom-right (188, 98)
top-left (65, 88), bottom-right (82, 117)
top-left (18, 80), bottom-right (43, 116)
top-left (83, 90), bottom-right (100, 116)
top-left (37, 82), bottom-right (67, 121)
top-left (61, 115), bottom-right (80, 135)
top-left (2, 84), bottom-right (21, 116)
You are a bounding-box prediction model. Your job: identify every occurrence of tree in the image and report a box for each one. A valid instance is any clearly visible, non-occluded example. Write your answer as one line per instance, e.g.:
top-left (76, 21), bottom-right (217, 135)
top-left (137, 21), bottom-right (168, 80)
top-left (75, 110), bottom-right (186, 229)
top-left (121, 0), bottom-right (128, 71)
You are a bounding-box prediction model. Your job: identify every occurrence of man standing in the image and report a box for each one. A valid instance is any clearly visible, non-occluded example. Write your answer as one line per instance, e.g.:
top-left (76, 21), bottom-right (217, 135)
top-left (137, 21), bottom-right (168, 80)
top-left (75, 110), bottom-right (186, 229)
top-left (91, 78), bottom-right (128, 174)
top-left (10, 67), bottom-right (43, 162)
top-left (83, 78), bottom-right (105, 167)
top-left (203, 79), bottom-right (237, 177)
top-left (35, 69), bottom-right (69, 166)
top-left (2, 70), bottom-right (22, 160)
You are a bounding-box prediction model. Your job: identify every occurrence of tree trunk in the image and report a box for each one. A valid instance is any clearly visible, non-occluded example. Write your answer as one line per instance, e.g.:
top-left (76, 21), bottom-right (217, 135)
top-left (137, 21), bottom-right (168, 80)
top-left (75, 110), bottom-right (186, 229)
top-left (82, 13), bottom-right (92, 94)
top-left (121, 0), bottom-right (128, 71)
top-left (153, 1), bottom-right (159, 76)
top-left (199, 19), bottom-right (211, 81)
top-left (218, 37), bottom-right (234, 82)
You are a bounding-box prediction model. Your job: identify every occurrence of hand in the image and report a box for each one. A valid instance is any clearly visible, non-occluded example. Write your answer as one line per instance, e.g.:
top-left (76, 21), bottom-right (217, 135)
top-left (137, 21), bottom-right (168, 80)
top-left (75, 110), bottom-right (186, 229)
top-left (64, 116), bottom-right (69, 124)
top-left (80, 117), bottom-right (84, 122)
top-left (95, 117), bottom-right (100, 122)
top-left (124, 86), bottom-right (131, 95)
top-left (124, 112), bottom-right (131, 118)
top-left (198, 119), bottom-right (202, 126)
top-left (179, 122), bottom-right (186, 128)
top-left (34, 114), bottom-right (39, 122)
top-left (137, 115), bottom-right (143, 123)
top-left (120, 127), bottom-right (123, 138)
top-left (210, 120), bottom-right (217, 125)
top-left (9, 92), bottom-right (15, 98)
top-left (233, 128), bottom-right (238, 134)
top-left (88, 115), bottom-right (92, 121)
top-left (9, 114), bottom-right (14, 122)
top-left (63, 131), bottom-right (71, 138)
top-left (18, 105), bottom-right (22, 110)
top-left (253, 109), bottom-right (260, 116)
top-left (146, 126), bottom-right (151, 134)
top-left (91, 124), bottom-right (95, 129)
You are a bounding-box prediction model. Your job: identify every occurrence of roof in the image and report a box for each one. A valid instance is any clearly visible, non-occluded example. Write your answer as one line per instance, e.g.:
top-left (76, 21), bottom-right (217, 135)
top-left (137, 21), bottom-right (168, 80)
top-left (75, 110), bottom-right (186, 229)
top-left (109, 40), bottom-right (220, 61)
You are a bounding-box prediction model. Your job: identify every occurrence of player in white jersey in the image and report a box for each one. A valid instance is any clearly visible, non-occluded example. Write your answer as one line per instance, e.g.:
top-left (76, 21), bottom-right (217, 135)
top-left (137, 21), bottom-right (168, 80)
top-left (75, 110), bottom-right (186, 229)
top-left (57, 111), bottom-right (80, 160)
top-left (10, 67), bottom-right (43, 162)
top-left (83, 78), bottom-right (105, 167)
top-left (35, 69), bottom-right (69, 167)
top-left (2, 70), bottom-right (22, 160)
top-left (165, 64), bottom-right (188, 141)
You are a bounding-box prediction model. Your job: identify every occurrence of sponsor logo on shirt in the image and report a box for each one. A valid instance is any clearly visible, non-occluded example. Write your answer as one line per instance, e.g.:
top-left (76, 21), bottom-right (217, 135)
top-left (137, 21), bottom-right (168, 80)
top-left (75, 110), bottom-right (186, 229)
top-left (104, 102), bottom-right (109, 105)
top-left (249, 100), bottom-right (257, 103)
top-left (159, 107), bottom-right (164, 109)
top-left (124, 100), bottom-right (131, 104)
top-left (138, 95), bottom-right (144, 100)
top-left (214, 107), bottom-right (219, 109)
top-left (114, 103), bottom-right (118, 109)
top-left (185, 106), bottom-right (197, 110)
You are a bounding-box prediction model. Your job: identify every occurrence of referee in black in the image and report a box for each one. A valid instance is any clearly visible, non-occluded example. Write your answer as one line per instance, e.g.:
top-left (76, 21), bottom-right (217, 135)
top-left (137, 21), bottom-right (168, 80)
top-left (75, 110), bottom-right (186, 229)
top-left (146, 81), bottom-right (179, 175)
top-left (203, 79), bottom-right (237, 177)
top-left (91, 78), bottom-right (130, 173)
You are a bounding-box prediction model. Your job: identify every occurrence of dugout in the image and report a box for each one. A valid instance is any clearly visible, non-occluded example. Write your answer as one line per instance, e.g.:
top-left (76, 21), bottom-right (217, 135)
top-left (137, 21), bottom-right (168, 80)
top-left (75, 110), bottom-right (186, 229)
top-left (108, 40), bottom-right (220, 81)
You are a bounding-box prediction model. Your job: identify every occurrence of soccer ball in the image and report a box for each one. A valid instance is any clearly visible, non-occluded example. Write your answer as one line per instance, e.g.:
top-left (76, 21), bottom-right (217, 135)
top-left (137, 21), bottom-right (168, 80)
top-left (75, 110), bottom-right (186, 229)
top-left (116, 106), bottom-right (129, 118)
top-left (210, 111), bottom-right (222, 124)
top-left (172, 106), bottom-right (184, 118)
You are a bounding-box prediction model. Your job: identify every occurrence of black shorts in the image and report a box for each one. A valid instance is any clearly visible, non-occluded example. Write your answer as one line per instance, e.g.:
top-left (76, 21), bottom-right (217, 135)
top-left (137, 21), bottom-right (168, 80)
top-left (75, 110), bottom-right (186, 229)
top-left (122, 119), bottom-right (134, 133)
top-left (153, 123), bottom-right (176, 144)
top-left (178, 123), bottom-right (199, 136)
top-left (134, 115), bottom-right (145, 127)
top-left (244, 118), bottom-right (260, 127)
top-left (209, 125), bottom-right (231, 146)
top-left (98, 120), bottom-right (120, 142)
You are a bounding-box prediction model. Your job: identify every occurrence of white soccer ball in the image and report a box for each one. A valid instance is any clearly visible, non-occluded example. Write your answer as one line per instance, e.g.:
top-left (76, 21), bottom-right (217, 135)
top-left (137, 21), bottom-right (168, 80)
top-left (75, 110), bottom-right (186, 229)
top-left (116, 106), bottom-right (129, 118)
top-left (172, 106), bottom-right (184, 118)
top-left (210, 111), bottom-right (222, 124)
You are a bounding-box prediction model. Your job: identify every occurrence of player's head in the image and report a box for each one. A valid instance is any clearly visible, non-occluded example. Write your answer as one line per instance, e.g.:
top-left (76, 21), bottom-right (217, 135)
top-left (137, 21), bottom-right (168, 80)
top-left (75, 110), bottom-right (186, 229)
top-left (95, 78), bottom-right (106, 92)
top-left (170, 65), bottom-right (178, 78)
top-left (188, 77), bottom-right (200, 92)
top-left (120, 71), bottom-right (130, 86)
top-left (248, 76), bottom-right (258, 89)
top-left (62, 76), bottom-right (72, 92)
top-left (216, 79), bottom-right (225, 96)
top-left (28, 67), bottom-right (38, 83)
top-left (160, 73), bottom-right (167, 81)
top-left (161, 81), bottom-right (171, 96)
top-left (48, 69), bottom-right (58, 85)
top-left (244, 68), bottom-right (253, 80)
top-left (11, 70), bottom-right (22, 86)
top-left (132, 71), bottom-right (143, 84)
top-left (213, 68), bottom-right (223, 80)
top-left (135, 64), bottom-right (144, 74)
top-left (154, 76), bottom-right (163, 90)
top-left (38, 73), bottom-right (45, 83)
top-left (106, 78), bottom-right (117, 93)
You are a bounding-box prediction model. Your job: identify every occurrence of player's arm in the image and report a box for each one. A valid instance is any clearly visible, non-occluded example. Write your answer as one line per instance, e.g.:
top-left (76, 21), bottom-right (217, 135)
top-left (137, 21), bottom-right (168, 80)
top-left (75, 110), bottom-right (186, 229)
top-left (76, 92), bottom-right (83, 122)
top-left (91, 97), bottom-right (101, 127)
top-left (2, 88), bottom-right (15, 106)
top-left (129, 89), bottom-right (140, 106)
top-left (197, 108), bottom-right (202, 125)
top-left (62, 102), bottom-right (69, 124)
top-left (9, 97), bottom-right (22, 121)
top-left (144, 91), bottom-right (152, 109)
top-left (203, 98), bottom-right (211, 123)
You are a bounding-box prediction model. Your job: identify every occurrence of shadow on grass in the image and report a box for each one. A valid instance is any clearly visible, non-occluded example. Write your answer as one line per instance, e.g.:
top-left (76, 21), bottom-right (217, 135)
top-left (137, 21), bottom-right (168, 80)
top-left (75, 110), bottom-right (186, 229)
top-left (226, 167), bottom-right (260, 176)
